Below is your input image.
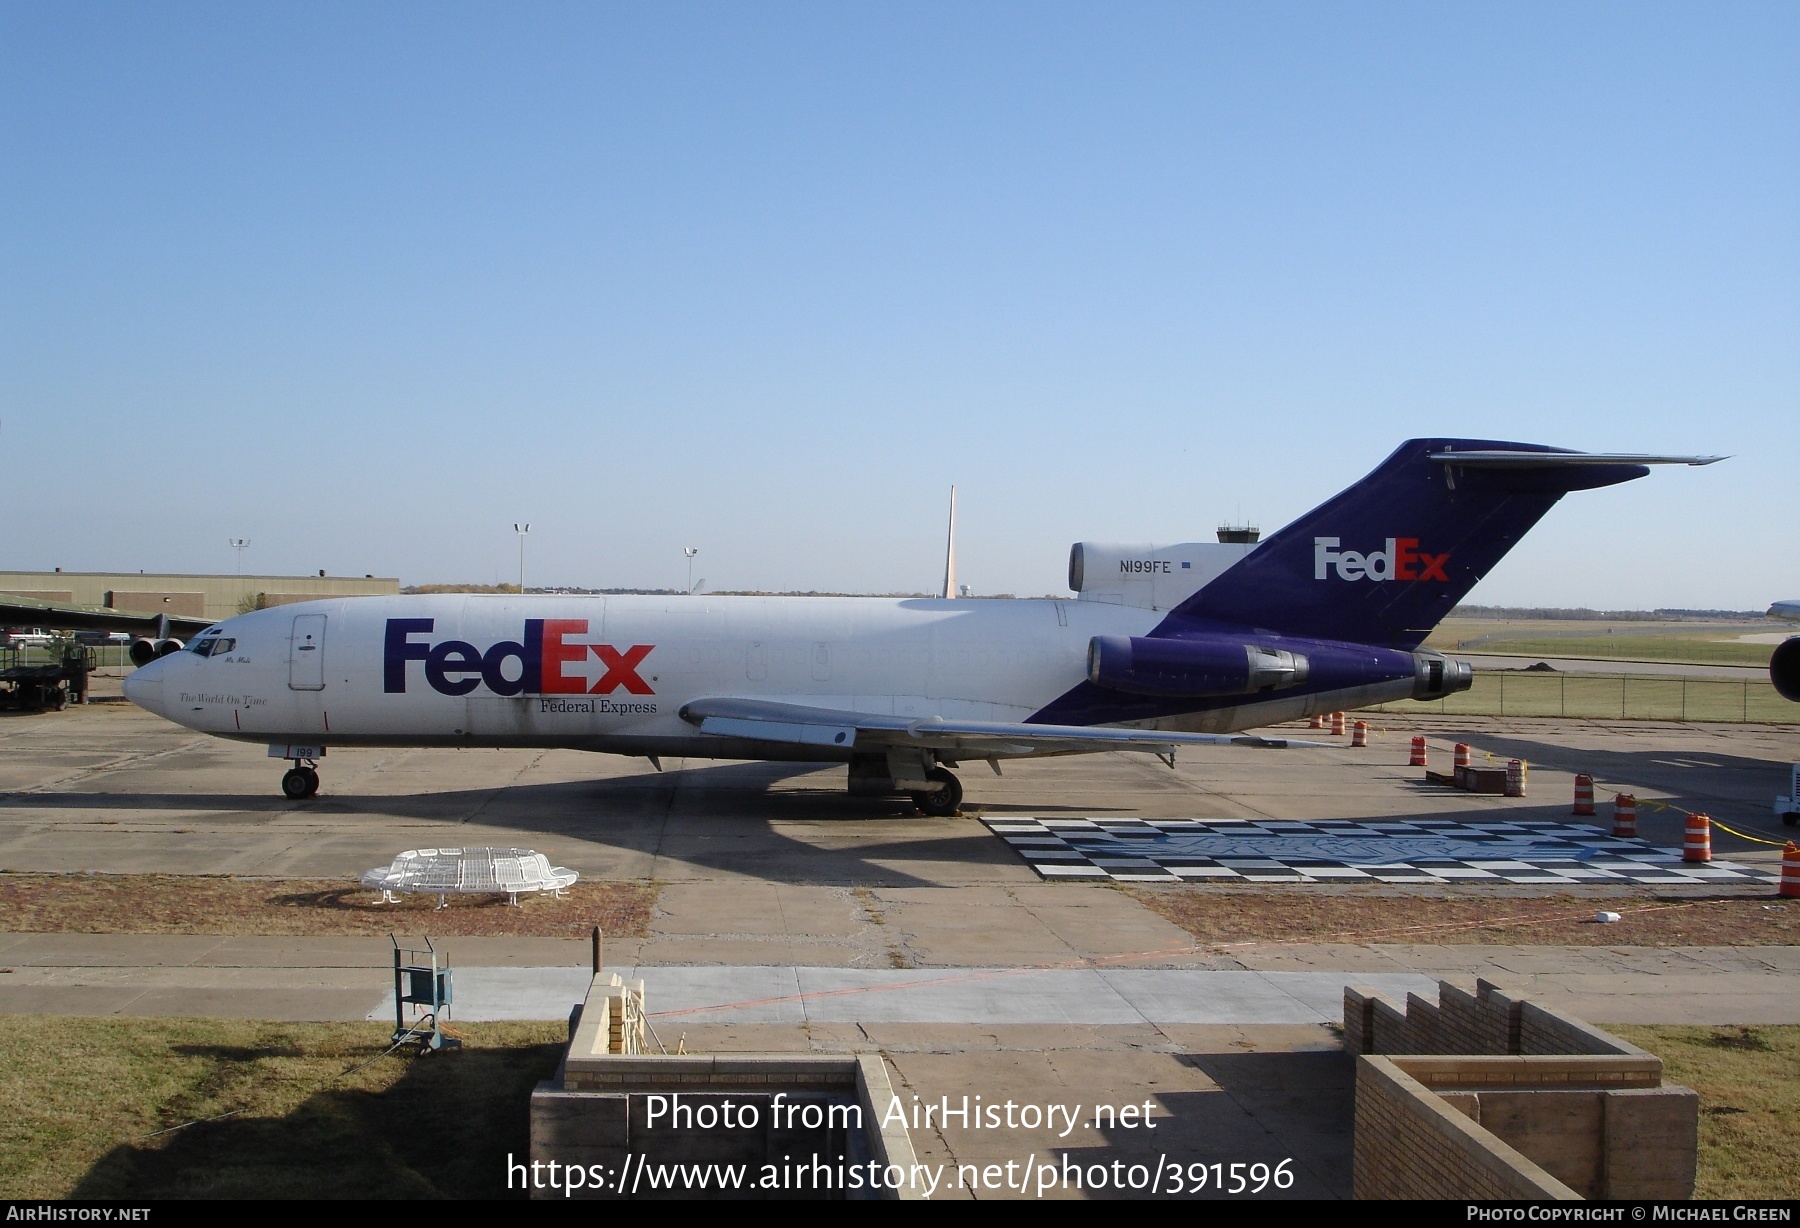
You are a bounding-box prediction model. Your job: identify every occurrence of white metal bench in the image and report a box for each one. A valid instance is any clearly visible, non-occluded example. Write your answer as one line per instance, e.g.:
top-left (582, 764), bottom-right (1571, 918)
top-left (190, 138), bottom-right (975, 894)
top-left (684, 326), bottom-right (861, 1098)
top-left (361, 847), bottom-right (579, 907)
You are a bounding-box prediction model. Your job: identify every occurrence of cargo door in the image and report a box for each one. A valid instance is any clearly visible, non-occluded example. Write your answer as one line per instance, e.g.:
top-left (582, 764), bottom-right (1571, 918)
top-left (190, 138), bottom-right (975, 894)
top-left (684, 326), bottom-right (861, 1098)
top-left (288, 614), bottom-right (327, 691)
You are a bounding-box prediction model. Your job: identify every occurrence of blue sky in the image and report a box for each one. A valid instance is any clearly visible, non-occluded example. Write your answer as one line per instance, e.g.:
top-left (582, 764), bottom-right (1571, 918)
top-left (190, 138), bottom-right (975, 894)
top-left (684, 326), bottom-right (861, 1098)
top-left (3, 3), bottom-right (1794, 606)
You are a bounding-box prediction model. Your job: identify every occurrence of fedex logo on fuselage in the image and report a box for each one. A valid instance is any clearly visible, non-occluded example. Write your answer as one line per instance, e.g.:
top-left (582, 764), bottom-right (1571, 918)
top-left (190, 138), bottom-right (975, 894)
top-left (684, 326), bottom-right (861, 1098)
top-left (1313, 537), bottom-right (1450, 582)
top-left (383, 618), bottom-right (653, 697)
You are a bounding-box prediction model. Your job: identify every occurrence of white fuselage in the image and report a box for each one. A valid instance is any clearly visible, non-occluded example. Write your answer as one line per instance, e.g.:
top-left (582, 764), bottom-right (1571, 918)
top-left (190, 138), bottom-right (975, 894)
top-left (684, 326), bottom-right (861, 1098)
top-left (122, 593), bottom-right (1416, 761)
top-left (126, 594), bottom-right (1136, 756)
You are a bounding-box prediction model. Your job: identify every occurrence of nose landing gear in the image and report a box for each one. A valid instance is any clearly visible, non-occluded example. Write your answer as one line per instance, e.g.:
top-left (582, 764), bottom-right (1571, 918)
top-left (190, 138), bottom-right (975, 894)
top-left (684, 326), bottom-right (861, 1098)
top-left (281, 761), bottom-right (321, 799)
top-left (269, 744), bottom-right (325, 799)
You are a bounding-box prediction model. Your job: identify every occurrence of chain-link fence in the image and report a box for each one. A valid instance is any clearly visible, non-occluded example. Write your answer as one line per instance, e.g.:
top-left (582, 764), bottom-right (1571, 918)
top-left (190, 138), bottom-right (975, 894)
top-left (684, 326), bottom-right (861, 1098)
top-left (2, 643), bottom-right (132, 672)
top-left (1369, 670), bottom-right (1798, 723)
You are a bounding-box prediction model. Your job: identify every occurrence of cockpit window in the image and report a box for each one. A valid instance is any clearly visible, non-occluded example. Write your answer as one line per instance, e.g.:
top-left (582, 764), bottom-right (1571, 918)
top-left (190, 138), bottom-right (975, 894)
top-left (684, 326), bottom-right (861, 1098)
top-left (187, 637), bottom-right (235, 657)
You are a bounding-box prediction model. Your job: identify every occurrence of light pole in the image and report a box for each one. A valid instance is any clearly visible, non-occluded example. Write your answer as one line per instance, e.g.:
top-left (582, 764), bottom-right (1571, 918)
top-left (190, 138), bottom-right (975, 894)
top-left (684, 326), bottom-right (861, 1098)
top-left (227, 538), bottom-right (251, 575)
top-left (514, 523), bottom-right (531, 594)
top-left (684, 547), bottom-right (699, 595)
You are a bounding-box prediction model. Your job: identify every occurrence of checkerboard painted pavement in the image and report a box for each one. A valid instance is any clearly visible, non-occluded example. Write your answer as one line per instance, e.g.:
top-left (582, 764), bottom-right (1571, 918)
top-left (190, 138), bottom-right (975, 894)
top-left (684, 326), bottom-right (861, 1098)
top-left (982, 817), bottom-right (1778, 884)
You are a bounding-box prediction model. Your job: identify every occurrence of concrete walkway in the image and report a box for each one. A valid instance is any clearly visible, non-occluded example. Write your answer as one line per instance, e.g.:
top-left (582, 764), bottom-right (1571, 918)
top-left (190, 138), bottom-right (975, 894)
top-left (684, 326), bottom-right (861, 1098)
top-left (1, 933), bottom-right (1793, 1025)
top-left (380, 965), bottom-right (1442, 1025)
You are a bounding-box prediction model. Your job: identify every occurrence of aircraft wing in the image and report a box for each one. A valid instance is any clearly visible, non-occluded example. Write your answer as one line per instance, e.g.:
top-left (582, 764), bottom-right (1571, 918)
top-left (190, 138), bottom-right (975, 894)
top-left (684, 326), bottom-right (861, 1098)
top-left (0, 596), bottom-right (215, 639)
top-left (678, 696), bottom-right (1319, 759)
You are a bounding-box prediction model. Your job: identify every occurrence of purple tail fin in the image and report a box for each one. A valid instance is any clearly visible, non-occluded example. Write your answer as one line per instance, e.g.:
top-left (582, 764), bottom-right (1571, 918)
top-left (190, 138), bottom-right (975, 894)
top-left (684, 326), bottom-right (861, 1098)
top-left (1168, 439), bottom-right (1649, 648)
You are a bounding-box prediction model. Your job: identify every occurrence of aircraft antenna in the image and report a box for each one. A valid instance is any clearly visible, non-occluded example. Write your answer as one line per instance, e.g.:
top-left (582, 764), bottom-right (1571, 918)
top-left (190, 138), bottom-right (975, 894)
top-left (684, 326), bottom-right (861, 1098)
top-left (942, 485), bottom-right (957, 600)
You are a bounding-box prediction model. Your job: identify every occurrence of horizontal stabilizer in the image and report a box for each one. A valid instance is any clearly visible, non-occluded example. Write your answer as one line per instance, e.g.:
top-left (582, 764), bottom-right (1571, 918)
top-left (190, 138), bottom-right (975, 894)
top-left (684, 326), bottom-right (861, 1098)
top-left (1427, 450), bottom-right (1726, 468)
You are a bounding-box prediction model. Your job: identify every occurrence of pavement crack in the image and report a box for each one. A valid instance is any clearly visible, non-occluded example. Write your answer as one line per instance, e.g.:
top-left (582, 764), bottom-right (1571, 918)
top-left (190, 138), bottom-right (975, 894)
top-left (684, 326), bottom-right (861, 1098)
top-left (6, 738), bottom-right (212, 796)
top-left (456, 750), bottom-right (547, 826)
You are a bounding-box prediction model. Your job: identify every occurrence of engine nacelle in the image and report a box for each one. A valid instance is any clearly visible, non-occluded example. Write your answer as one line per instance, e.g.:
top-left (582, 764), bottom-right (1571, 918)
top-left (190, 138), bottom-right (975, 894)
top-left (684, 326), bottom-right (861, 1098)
top-left (1088, 635), bottom-right (1308, 698)
top-left (1772, 636), bottom-right (1800, 703)
top-left (1412, 650), bottom-right (1473, 699)
top-left (130, 638), bottom-right (184, 665)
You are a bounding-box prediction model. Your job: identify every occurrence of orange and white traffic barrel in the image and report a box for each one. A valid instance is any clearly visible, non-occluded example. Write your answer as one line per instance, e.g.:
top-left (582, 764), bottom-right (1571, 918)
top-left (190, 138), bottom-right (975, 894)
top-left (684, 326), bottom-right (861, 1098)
top-left (1781, 843), bottom-right (1800, 899)
top-left (1505, 758), bottom-right (1527, 797)
top-left (1573, 774), bottom-right (1596, 816)
top-left (1612, 793), bottom-right (1638, 838)
top-left (1683, 813), bottom-right (1712, 863)
top-left (1454, 743), bottom-right (1472, 771)
top-left (1330, 711), bottom-right (1346, 736)
top-left (1351, 719), bottom-right (1369, 747)
top-left (1308, 714), bottom-right (1323, 729)
top-left (1410, 736), bottom-right (1427, 767)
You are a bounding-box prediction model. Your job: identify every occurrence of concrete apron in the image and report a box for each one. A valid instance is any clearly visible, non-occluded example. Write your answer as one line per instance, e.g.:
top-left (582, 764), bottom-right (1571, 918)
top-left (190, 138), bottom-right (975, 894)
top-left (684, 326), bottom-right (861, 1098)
top-left (373, 966), bottom-right (1443, 1025)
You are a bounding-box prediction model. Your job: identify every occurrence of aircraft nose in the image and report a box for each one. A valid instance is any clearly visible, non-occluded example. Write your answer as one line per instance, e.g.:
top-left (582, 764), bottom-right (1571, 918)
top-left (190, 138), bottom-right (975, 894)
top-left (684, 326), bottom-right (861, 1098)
top-left (122, 660), bottom-right (165, 714)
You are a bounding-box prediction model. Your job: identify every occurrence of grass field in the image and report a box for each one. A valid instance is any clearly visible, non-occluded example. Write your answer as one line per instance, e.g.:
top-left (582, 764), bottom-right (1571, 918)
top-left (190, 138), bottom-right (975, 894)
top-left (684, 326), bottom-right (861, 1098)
top-left (1127, 888), bottom-right (1800, 947)
top-left (1423, 618), bottom-right (1781, 668)
top-left (1608, 1024), bottom-right (1800, 1200)
top-left (0, 1017), bottom-right (564, 1199)
top-left (0, 874), bottom-right (658, 938)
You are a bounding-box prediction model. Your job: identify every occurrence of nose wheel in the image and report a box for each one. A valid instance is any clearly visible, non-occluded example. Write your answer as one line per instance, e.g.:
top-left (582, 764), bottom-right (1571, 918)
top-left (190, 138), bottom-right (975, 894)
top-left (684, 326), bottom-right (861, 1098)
top-left (281, 763), bottom-right (321, 800)
top-left (909, 767), bottom-right (963, 817)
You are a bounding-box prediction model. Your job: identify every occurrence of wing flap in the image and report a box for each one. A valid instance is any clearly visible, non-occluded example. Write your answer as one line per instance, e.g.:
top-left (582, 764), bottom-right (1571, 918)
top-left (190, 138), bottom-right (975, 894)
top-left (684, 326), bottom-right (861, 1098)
top-left (680, 697), bottom-right (1317, 757)
top-left (695, 714), bottom-right (859, 749)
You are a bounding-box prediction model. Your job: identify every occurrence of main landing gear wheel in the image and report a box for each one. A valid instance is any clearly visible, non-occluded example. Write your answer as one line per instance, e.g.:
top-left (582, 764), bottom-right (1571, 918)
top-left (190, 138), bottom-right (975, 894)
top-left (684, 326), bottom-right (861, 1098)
top-left (282, 766), bottom-right (321, 800)
top-left (910, 767), bottom-right (963, 817)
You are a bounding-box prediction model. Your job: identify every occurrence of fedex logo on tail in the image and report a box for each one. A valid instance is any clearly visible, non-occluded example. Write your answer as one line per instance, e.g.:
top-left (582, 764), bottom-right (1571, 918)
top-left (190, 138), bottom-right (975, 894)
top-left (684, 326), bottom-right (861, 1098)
top-left (1313, 537), bottom-right (1450, 582)
top-left (383, 619), bottom-right (653, 697)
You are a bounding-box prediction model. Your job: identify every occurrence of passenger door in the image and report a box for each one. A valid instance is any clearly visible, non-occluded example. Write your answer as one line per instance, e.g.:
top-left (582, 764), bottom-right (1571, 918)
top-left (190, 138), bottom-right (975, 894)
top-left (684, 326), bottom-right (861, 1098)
top-left (288, 614), bottom-right (327, 691)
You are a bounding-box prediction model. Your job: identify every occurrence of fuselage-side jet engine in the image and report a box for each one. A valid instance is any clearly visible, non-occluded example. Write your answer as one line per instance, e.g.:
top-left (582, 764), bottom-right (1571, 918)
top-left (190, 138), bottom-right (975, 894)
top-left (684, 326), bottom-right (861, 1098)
top-left (122, 439), bottom-right (1722, 810)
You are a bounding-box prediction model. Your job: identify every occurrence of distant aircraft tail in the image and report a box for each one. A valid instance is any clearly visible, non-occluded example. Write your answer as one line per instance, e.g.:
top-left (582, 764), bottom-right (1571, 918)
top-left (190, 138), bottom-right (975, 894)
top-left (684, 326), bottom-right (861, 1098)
top-left (1169, 439), bottom-right (1717, 648)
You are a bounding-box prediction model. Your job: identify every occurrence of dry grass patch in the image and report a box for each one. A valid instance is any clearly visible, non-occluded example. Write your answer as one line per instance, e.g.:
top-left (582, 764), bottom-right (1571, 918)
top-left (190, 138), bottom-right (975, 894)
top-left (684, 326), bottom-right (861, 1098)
top-left (0, 873), bottom-right (656, 938)
top-left (0, 1016), bottom-right (565, 1198)
top-left (1127, 885), bottom-right (1800, 946)
top-left (1606, 1024), bottom-right (1800, 1200)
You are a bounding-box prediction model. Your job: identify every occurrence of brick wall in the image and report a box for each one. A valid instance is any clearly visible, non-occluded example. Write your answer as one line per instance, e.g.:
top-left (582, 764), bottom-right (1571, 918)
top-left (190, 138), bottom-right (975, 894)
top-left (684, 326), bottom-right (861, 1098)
top-left (1350, 978), bottom-right (1639, 1059)
top-left (1519, 1002), bottom-right (1652, 1058)
top-left (1440, 982), bottom-right (1514, 1054)
top-left (1344, 986), bottom-right (1375, 1054)
top-left (1346, 978), bottom-right (1695, 1199)
top-left (1353, 1057), bottom-right (1577, 1199)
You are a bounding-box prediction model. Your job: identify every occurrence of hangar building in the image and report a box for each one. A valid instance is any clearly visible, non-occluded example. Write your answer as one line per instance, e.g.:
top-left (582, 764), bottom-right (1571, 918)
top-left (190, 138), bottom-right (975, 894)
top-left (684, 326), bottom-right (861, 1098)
top-left (0, 570), bottom-right (400, 622)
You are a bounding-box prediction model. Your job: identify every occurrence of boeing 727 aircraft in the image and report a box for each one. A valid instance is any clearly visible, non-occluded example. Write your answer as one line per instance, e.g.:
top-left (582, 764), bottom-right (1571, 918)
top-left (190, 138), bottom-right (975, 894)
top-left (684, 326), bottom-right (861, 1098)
top-left (121, 439), bottom-right (1720, 811)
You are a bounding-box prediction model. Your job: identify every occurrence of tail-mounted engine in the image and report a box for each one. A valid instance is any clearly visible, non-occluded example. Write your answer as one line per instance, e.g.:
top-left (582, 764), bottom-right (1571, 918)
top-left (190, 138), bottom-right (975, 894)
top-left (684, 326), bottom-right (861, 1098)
top-left (1411, 649), bottom-right (1473, 699)
top-left (1087, 635), bottom-right (1308, 698)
